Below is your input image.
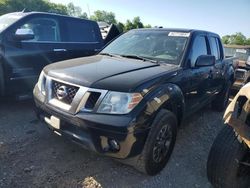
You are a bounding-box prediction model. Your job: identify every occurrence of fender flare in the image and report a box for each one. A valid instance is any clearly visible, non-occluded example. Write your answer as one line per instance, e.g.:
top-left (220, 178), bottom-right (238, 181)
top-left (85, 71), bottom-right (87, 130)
top-left (145, 83), bottom-right (185, 125)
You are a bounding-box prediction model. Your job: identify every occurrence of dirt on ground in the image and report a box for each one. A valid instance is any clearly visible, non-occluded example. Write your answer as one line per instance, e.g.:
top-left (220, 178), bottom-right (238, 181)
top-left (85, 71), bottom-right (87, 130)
top-left (0, 99), bottom-right (225, 188)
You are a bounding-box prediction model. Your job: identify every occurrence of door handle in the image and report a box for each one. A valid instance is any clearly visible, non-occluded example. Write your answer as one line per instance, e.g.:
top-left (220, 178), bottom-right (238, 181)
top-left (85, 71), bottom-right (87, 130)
top-left (53, 49), bottom-right (67, 52)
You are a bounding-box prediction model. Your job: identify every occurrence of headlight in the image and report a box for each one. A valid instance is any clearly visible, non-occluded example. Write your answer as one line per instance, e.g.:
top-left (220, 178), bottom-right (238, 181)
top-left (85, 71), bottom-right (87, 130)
top-left (37, 71), bottom-right (46, 95)
top-left (97, 92), bottom-right (143, 114)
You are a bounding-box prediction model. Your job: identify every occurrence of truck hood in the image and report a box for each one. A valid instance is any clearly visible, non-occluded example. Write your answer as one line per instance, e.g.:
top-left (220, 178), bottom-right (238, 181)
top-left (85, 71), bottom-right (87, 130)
top-left (44, 55), bottom-right (179, 92)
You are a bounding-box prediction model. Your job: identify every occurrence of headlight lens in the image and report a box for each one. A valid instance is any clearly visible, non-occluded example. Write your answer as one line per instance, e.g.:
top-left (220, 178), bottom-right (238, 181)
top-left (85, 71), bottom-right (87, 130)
top-left (37, 71), bottom-right (46, 95)
top-left (97, 92), bottom-right (143, 114)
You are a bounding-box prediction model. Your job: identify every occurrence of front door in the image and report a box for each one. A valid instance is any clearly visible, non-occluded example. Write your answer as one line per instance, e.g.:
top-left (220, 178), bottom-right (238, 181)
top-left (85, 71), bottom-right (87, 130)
top-left (183, 35), bottom-right (213, 114)
top-left (4, 15), bottom-right (65, 94)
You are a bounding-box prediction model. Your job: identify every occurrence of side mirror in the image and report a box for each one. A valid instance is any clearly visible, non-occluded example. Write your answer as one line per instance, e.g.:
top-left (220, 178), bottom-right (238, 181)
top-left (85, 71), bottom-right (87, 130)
top-left (195, 55), bottom-right (215, 67)
top-left (14, 28), bottom-right (35, 41)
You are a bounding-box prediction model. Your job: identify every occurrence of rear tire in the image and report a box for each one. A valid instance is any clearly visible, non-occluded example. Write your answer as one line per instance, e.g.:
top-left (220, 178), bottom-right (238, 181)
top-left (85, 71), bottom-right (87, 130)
top-left (212, 81), bottom-right (232, 112)
top-left (207, 126), bottom-right (250, 188)
top-left (134, 109), bottom-right (177, 175)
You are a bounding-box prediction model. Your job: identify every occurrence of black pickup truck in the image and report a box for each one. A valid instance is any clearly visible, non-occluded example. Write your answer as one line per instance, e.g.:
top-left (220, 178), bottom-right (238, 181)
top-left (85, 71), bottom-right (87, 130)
top-left (34, 28), bottom-right (234, 175)
top-left (0, 12), bottom-right (119, 99)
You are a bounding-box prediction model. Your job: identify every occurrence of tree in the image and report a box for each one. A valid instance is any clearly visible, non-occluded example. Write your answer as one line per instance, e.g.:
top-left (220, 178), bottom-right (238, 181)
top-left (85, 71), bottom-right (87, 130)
top-left (132, 16), bottom-right (143, 28)
top-left (90, 10), bottom-right (117, 24)
top-left (222, 35), bottom-right (230, 44)
top-left (144, 24), bottom-right (152, 28)
top-left (0, 0), bottom-right (68, 15)
top-left (230, 32), bottom-right (246, 45)
top-left (67, 2), bottom-right (88, 18)
top-left (117, 22), bottom-right (125, 33)
top-left (246, 38), bottom-right (250, 45)
top-left (124, 19), bottom-right (134, 31)
top-left (221, 32), bottom-right (249, 45)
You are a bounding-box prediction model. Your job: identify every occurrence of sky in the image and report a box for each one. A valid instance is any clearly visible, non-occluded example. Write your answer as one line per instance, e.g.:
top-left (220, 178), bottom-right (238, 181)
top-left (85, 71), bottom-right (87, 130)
top-left (50, 0), bottom-right (250, 38)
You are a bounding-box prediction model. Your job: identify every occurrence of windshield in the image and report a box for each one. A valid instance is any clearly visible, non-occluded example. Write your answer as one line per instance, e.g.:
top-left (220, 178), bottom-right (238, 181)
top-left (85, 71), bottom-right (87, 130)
top-left (224, 47), bottom-right (250, 61)
top-left (102, 30), bottom-right (189, 65)
top-left (0, 13), bottom-right (24, 32)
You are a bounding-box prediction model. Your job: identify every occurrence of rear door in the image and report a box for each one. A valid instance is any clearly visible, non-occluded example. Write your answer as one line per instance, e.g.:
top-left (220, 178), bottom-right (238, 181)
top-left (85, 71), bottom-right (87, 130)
top-left (60, 17), bottom-right (104, 59)
top-left (208, 36), bottom-right (225, 93)
top-left (3, 14), bottom-right (65, 94)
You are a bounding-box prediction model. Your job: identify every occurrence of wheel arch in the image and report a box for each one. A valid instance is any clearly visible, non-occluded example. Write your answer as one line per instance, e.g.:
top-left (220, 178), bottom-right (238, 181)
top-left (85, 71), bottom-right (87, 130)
top-left (146, 83), bottom-right (185, 126)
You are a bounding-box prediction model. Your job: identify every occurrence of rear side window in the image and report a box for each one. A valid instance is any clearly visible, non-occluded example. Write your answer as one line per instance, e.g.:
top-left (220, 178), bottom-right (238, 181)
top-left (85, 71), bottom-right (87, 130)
top-left (209, 37), bottom-right (220, 60)
top-left (190, 36), bottom-right (208, 66)
top-left (216, 38), bottom-right (223, 59)
top-left (18, 17), bottom-right (61, 42)
top-left (64, 19), bottom-right (98, 42)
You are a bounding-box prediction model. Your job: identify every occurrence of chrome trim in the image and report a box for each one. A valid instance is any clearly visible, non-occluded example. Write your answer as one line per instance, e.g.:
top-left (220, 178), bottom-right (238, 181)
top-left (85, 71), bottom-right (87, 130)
top-left (45, 76), bottom-right (107, 114)
top-left (53, 49), bottom-right (67, 52)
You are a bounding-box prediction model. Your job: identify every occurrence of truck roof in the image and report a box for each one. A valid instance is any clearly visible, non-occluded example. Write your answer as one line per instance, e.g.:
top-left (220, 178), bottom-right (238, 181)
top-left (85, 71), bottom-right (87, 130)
top-left (131, 28), bottom-right (220, 37)
top-left (5, 11), bottom-right (94, 23)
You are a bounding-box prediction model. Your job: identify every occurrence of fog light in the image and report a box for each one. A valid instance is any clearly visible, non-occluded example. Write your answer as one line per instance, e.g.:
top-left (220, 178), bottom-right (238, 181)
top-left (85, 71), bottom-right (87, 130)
top-left (108, 139), bottom-right (120, 151)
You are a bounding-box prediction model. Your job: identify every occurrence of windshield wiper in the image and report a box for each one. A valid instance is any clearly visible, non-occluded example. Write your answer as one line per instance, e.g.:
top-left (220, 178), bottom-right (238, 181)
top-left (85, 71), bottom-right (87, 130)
top-left (99, 52), bottom-right (114, 57)
top-left (120, 54), bottom-right (159, 64)
top-left (99, 52), bottom-right (123, 58)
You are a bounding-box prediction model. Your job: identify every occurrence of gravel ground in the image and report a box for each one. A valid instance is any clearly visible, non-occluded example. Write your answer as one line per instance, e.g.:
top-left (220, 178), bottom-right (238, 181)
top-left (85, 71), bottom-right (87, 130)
top-left (0, 99), bottom-right (225, 188)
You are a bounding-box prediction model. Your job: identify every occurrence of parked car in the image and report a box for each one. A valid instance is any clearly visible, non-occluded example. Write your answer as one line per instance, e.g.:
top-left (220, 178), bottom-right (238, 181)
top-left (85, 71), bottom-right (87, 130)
top-left (0, 12), bottom-right (120, 99)
top-left (207, 82), bottom-right (250, 188)
top-left (224, 45), bottom-right (250, 91)
top-left (34, 28), bottom-right (234, 175)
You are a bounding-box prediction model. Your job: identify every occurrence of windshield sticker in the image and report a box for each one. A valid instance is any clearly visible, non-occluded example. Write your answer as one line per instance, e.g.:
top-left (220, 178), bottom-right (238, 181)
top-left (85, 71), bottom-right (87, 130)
top-left (168, 32), bottom-right (190, 37)
top-left (236, 49), bottom-right (247, 54)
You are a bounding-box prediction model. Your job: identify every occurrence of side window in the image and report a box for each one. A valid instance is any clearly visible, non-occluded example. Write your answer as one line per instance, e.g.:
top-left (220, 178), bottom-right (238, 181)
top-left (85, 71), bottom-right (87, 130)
top-left (209, 37), bottom-right (220, 60)
top-left (190, 36), bottom-right (208, 66)
top-left (215, 38), bottom-right (223, 59)
top-left (18, 17), bottom-right (61, 42)
top-left (64, 19), bottom-right (97, 42)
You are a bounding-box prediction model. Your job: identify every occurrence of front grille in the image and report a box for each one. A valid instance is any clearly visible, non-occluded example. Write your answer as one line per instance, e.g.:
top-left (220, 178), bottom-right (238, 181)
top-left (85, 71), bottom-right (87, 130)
top-left (235, 70), bottom-right (246, 80)
top-left (84, 92), bottom-right (102, 110)
top-left (52, 81), bottom-right (79, 104)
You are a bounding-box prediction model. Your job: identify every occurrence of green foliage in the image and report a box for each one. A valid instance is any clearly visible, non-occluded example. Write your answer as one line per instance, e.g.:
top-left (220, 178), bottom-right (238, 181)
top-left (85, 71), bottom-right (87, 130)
top-left (116, 22), bottom-right (125, 33)
top-left (67, 2), bottom-right (88, 18)
top-left (144, 24), bottom-right (152, 28)
top-left (90, 10), bottom-right (117, 24)
top-left (246, 38), bottom-right (250, 45)
top-left (124, 20), bottom-right (134, 31)
top-left (0, 1), bottom-right (152, 32)
top-left (222, 32), bottom-right (249, 45)
top-left (123, 16), bottom-right (149, 31)
top-left (222, 35), bottom-right (230, 44)
top-left (0, 0), bottom-right (68, 15)
top-left (132, 16), bottom-right (143, 28)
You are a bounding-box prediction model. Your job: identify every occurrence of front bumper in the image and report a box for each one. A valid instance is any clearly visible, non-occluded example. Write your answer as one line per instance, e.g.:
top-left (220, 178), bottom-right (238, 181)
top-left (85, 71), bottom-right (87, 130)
top-left (34, 96), bottom-right (151, 159)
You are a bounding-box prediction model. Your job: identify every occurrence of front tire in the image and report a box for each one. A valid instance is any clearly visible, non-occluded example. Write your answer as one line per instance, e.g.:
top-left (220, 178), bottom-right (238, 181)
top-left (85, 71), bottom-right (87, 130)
top-left (207, 126), bottom-right (250, 188)
top-left (135, 109), bottom-right (177, 175)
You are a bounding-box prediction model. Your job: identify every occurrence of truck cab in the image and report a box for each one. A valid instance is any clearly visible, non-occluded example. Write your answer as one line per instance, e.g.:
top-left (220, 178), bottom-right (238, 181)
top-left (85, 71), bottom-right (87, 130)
top-left (0, 12), bottom-right (119, 98)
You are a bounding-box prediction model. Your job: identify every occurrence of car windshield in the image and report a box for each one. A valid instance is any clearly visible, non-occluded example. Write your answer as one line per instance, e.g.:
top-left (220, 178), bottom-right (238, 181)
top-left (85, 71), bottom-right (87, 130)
top-left (102, 30), bottom-right (189, 65)
top-left (0, 13), bottom-right (24, 32)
